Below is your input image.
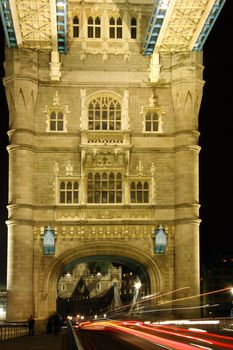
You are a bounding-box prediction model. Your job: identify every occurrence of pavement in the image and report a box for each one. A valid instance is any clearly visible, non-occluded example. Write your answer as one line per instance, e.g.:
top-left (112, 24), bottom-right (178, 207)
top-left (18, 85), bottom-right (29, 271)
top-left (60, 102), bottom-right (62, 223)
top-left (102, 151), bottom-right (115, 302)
top-left (0, 332), bottom-right (68, 350)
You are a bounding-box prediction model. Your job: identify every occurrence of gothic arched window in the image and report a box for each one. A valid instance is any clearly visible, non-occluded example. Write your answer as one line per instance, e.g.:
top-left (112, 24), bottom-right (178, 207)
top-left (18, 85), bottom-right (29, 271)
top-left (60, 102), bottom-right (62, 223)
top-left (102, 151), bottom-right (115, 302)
top-left (73, 16), bottom-right (79, 37)
top-left (131, 17), bottom-right (137, 39)
top-left (145, 111), bottom-right (159, 132)
top-left (109, 17), bottom-right (122, 38)
top-left (87, 172), bottom-right (122, 203)
top-left (88, 16), bottom-right (101, 38)
top-left (88, 96), bottom-right (121, 130)
top-left (50, 111), bottom-right (64, 131)
top-left (130, 181), bottom-right (149, 203)
top-left (60, 181), bottom-right (79, 204)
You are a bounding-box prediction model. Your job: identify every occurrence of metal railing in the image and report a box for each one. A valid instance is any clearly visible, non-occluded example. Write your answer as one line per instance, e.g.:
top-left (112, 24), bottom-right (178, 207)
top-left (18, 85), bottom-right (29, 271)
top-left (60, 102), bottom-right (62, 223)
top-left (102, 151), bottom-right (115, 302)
top-left (0, 322), bottom-right (28, 341)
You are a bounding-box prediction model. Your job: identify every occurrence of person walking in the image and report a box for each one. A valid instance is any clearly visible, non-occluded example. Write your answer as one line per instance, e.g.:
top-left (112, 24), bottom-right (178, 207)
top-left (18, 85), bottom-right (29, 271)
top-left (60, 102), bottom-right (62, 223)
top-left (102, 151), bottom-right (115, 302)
top-left (28, 315), bottom-right (35, 336)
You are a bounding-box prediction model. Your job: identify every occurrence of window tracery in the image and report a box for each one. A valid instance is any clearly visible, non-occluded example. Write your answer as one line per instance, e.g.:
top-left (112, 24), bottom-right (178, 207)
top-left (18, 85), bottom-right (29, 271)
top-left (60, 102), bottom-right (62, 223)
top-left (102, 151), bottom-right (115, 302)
top-left (59, 181), bottom-right (79, 204)
top-left (44, 91), bottom-right (69, 132)
top-left (88, 16), bottom-right (101, 38)
top-left (145, 111), bottom-right (159, 132)
top-left (88, 96), bottom-right (121, 131)
top-left (109, 17), bottom-right (122, 39)
top-left (130, 181), bottom-right (149, 203)
top-left (73, 16), bottom-right (79, 37)
top-left (49, 111), bottom-right (64, 131)
top-left (130, 17), bottom-right (137, 39)
top-left (87, 172), bottom-right (122, 203)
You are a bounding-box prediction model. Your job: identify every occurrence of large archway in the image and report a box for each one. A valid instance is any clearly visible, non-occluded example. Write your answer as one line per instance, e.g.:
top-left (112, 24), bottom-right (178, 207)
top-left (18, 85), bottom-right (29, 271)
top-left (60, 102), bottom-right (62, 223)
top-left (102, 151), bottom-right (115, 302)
top-left (40, 242), bottom-right (164, 319)
top-left (56, 255), bottom-right (151, 318)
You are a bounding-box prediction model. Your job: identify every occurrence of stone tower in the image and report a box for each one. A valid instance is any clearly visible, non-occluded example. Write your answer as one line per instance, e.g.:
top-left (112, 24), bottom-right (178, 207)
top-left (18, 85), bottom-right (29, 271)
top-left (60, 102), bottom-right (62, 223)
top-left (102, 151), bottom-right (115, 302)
top-left (1, 0), bottom-right (224, 321)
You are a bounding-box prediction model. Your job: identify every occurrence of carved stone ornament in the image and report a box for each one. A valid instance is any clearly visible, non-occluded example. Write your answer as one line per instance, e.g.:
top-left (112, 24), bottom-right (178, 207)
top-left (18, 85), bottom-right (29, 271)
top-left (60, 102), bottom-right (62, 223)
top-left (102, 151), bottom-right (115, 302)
top-left (53, 162), bottom-right (60, 175)
top-left (66, 161), bottom-right (73, 176)
top-left (136, 160), bottom-right (144, 175)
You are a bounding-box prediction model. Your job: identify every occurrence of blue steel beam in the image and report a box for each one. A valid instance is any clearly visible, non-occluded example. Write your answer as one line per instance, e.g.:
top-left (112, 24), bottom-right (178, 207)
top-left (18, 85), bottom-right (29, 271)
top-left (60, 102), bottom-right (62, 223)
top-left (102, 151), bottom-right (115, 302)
top-left (56, 0), bottom-right (68, 54)
top-left (193, 0), bottom-right (226, 51)
top-left (0, 0), bottom-right (17, 48)
top-left (143, 0), bottom-right (168, 56)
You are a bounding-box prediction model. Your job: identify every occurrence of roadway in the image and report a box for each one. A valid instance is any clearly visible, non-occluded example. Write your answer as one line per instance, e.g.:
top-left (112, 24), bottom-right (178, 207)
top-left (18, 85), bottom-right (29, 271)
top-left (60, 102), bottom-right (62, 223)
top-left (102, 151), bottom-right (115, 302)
top-left (76, 320), bottom-right (233, 350)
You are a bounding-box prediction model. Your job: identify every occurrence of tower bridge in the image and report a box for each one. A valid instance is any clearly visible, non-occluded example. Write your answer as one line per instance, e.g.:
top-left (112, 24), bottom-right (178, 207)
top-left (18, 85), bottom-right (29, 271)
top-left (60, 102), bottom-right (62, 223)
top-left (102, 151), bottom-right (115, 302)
top-left (0, 0), bottom-right (226, 322)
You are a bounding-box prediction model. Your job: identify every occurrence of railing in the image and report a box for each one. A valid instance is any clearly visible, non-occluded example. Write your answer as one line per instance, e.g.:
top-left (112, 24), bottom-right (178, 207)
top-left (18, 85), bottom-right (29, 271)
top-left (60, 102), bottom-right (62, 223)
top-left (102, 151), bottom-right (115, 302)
top-left (0, 322), bottom-right (28, 341)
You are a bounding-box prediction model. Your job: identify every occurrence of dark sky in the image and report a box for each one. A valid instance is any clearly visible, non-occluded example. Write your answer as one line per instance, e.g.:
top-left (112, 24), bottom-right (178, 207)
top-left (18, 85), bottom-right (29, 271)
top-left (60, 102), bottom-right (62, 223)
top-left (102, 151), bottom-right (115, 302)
top-left (0, 2), bottom-right (232, 286)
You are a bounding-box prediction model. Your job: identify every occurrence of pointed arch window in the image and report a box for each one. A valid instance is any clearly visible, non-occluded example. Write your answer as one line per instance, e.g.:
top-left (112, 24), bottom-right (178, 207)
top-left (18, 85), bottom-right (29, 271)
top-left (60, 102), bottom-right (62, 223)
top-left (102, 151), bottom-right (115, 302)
top-left (130, 181), bottom-right (149, 203)
top-left (73, 16), bottom-right (79, 38)
top-left (87, 172), bottom-right (122, 203)
top-left (60, 181), bottom-right (79, 204)
top-left (145, 111), bottom-right (159, 132)
top-left (130, 17), bottom-right (137, 39)
top-left (88, 16), bottom-right (101, 38)
top-left (88, 96), bottom-right (121, 131)
top-left (49, 111), bottom-right (64, 131)
top-left (109, 17), bottom-right (122, 39)
top-left (45, 92), bottom-right (69, 133)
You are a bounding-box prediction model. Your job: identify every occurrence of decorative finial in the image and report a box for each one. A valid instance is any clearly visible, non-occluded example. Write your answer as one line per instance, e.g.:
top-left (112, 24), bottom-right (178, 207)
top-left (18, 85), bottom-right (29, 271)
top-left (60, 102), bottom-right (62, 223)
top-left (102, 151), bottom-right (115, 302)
top-left (150, 163), bottom-right (156, 176)
top-left (53, 91), bottom-right (60, 106)
top-left (66, 161), bottom-right (73, 176)
top-left (136, 161), bottom-right (144, 175)
top-left (53, 162), bottom-right (59, 175)
top-left (149, 93), bottom-right (157, 107)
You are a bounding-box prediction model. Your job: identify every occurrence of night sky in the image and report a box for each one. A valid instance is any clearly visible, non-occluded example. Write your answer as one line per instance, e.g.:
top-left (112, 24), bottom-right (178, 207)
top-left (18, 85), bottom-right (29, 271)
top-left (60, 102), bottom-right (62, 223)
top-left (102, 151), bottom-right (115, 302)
top-left (0, 2), bottom-right (232, 287)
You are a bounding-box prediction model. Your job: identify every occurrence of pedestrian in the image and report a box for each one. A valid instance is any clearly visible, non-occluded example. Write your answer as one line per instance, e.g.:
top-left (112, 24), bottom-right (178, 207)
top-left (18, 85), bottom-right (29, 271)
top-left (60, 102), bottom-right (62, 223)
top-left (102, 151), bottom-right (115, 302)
top-left (53, 313), bottom-right (61, 334)
top-left (28, 315), bottom-right (35, 336)
top-left (46, 316), bottom-right (53, 334)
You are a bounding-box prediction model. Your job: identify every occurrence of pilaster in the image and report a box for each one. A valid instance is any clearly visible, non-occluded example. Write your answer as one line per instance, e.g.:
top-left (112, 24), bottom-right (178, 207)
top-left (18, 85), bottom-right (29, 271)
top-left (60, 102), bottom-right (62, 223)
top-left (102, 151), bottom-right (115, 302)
top-left (4, 48), bottom-right (39, 321)
top-left (171, 51), bottom-right (204, 313)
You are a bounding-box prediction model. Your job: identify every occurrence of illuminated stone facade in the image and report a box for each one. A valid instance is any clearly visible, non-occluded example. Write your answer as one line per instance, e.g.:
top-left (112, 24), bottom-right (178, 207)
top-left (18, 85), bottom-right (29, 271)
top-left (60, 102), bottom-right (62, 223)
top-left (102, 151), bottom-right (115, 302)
top-left (57, 263), bottom-right (122, 299)
top-left (4, 0), bottom-right (203, 321)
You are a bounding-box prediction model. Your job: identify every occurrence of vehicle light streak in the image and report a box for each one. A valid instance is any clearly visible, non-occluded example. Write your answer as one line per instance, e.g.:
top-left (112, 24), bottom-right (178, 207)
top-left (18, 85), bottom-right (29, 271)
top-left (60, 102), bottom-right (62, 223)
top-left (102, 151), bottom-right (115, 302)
top-left (80, 320), bottom-right (233, 349)
top-left (147, 325), bottom-right (233, 349)
top-left (155, 324), bottom-right (233, 342)
top-left (135, 303), bottom-right (216, 314)
top-left (189, 344), bottom-right (212, 350)
top-left (157, 320), bottom-right (220, 326)
top-left (80, 321), bottom-right (205, 350)
top-left (157, 287), bottom-right (231, 306)
top-left (139, 324), bottom-right (213, 345)
top-left (108, 286), bottom-right (190, 316)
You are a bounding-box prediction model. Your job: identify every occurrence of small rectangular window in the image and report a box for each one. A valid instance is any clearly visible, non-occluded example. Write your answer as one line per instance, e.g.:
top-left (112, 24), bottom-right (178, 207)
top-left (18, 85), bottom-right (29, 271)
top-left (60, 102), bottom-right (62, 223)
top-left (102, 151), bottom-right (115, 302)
top-left (153, 122), bottom-right (159, 131)
top-left (116, 192), bottom-right (122, 203)
top-left (73, 27), bottom-right (79, 38)
top-left (146, 122), bottom-right (151, 131)
top-left (58, 121), bottom-right (63, 131)
top-left (109, 27), bottom-right (115, 38)
top-left (50, 121), bottom-right (56, 131)
top-left (117, 27), bottom-right (122, 38)
top-left (131, 27), bottom-right (136, 39)
top-left (67, 191), bottom-right (72, 203)
top-left (73, 191), bottom-right (79, 203)
top-left (102, 191), bottom-right (107, 203)
top-left (88, 27), bottom-right (93, 38)
top-left (94, 191), bottom-right (100, 202)
top-left (95, 27), bottom-right (101, 38)
top-left (60, 192), bottom-right (65, 203)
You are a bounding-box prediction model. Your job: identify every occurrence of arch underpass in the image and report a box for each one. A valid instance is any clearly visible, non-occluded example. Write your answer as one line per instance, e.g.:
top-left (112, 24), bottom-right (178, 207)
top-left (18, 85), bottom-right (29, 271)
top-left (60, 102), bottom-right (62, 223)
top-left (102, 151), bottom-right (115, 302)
top-left (40, 242), bottom-right (164, 320)
top-left (56, 254), bottom-right (152, 318)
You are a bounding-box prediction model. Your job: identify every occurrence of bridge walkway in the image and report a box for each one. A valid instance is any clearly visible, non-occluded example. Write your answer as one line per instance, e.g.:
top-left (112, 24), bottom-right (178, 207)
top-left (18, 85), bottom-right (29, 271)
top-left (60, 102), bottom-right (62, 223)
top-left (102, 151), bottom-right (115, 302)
top-left (0, 331), bottom-right (68, 350)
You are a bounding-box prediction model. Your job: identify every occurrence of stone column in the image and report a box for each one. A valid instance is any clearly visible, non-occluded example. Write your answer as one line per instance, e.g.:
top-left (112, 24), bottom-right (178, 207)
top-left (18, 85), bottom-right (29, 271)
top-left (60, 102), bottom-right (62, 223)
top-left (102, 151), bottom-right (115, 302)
top-left (171, 51), bottom-right (204, 315)
top-left (4, 48), bottom-right (38, 321)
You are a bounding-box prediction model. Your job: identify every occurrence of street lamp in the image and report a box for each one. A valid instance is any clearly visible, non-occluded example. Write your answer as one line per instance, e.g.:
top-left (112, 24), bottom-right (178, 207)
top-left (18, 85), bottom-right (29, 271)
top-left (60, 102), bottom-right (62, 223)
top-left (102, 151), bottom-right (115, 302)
top-left (134, 280), bottom-right (141, 313)
top-left (135, 281), bottom-right (142, 291)
top-left (128, 279), bottom-right (142, 315)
